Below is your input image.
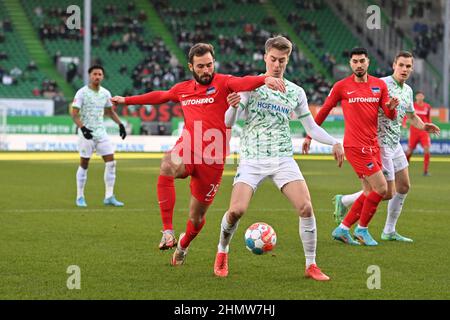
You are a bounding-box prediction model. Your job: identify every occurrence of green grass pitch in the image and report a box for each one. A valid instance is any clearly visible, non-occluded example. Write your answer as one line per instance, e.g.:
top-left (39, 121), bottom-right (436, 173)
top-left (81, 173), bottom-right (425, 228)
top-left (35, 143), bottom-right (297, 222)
top-left (1, 155), bottom-right (449, 299)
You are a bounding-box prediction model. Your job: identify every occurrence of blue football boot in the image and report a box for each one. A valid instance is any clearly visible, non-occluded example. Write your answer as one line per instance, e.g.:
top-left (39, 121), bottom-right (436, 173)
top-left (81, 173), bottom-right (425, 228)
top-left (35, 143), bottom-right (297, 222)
top-left (104, 195), bottom-right (124, 207)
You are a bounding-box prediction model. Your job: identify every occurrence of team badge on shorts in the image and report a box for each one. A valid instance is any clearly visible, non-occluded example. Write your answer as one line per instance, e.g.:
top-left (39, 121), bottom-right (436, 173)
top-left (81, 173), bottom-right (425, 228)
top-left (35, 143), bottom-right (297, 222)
top-left (366, 162), bottom-right (374, 170)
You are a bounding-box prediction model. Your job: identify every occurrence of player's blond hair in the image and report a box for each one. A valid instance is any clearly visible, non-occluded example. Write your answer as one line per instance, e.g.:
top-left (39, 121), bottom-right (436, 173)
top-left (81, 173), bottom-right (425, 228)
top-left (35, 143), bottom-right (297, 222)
top-left (265, 36), bottom-right (292, 56)
top-left (188, 43), bottom-right (215, 64)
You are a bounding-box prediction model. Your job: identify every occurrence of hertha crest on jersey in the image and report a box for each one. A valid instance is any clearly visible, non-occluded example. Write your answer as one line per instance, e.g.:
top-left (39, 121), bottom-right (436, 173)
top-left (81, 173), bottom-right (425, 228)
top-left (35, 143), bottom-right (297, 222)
top-left (371, 87), bottom-right (380, 94)
top-left (206, 86), bottom-right (216, 95)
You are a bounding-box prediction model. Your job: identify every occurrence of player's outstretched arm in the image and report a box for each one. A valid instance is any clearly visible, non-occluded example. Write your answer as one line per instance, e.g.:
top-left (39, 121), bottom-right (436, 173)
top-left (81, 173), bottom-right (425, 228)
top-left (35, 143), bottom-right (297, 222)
top-left (302, 86), bottom-right (340, 152)
top-left (301, 115), bottom-right (344, 167)
top-left (407, 112), bottom-right (441, 135)
top-left (111, 90), bottom-right (177, 106)
top-left (227, 75), bottom-right (285, 93)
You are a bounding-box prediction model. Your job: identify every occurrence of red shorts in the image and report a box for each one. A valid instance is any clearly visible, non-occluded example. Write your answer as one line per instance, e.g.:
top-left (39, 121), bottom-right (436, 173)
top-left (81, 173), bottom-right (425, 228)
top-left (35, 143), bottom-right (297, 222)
top-left (182, 162), bottom-right (224, 204)
top-left (171, 139), bottom-right (224, 204)
top-left (409, 131), bottom-right (431, 149)
top-left (345, 146), bottom-right (382, 179)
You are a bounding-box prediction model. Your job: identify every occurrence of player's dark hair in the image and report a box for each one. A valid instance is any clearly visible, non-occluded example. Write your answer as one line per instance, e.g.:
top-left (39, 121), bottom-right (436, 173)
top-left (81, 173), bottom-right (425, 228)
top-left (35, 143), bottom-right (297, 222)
top-left (416, 91), bottom-right (425, 95)
top-left (350, 47), bottom-right (369, 58)
top-left (88, 65), bottom-right (105, 74)
top-left (394, 51), bottom-right (414, 63)
top-left (188, 43), bottom-right (215, 64)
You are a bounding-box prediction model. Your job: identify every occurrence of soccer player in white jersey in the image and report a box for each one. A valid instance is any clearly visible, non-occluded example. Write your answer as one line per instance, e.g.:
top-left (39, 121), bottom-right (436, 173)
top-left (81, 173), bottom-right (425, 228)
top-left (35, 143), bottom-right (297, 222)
top-left (71, 65), bottom-right (127, 207)
top-left (213, 36), bottom-right (345, 281)
top-left (318, 52), bottom-right (440, 241)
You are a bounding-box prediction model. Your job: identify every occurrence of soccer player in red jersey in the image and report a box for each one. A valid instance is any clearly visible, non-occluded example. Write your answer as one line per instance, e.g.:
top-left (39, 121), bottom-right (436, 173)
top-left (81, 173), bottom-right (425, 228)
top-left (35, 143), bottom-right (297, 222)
top-left (405, 92), bottom-right (433, 176)
top-left (302, 47), bottom-right (399, 246)
top-left (111, 43), bottom-right (285, 265)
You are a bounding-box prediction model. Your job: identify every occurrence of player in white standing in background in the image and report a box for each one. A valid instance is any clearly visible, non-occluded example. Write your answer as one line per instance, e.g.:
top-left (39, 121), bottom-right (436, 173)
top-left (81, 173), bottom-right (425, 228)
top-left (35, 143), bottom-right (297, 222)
top-left (213, 36), bottom-right (345, 281)
top-left (319, 52), bottom-right (440, 241)
top-left (71, 65), bottom-right (127, 207)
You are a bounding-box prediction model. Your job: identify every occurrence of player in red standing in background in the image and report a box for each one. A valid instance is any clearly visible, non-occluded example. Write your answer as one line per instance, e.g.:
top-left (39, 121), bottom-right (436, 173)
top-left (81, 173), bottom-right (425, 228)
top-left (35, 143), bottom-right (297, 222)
top-left (302, 47), bottom-right (399, 246)
top-left (405, 92), bottom-right (433, 176)
top-left (111, 43), bottom-right (285, 266)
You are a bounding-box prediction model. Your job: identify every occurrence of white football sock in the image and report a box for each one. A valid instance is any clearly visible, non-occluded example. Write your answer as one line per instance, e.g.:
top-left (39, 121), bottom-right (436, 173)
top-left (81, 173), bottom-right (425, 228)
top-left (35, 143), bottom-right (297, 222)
top-left (339, 223), bottom-right (349, 230)
top-left (299, 216), bottom-right (317, 268)
top-left (218, 212), bottom-right (239, 254)
top-left (104, 161), bottom-right (116, 199)
top-left (342, 191), bottom-right (364, 207)
top-left (384, 193), bottom-right (408, 234)
top-left (76, 166), bottom-right (87, 199)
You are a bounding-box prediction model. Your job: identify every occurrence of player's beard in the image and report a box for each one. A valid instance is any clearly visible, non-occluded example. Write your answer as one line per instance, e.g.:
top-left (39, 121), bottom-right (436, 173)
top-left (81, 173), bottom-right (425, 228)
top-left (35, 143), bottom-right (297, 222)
top-left (353, 69), bottom-right (367, 78)
top-left (193, 71), bottom-right (214, 85)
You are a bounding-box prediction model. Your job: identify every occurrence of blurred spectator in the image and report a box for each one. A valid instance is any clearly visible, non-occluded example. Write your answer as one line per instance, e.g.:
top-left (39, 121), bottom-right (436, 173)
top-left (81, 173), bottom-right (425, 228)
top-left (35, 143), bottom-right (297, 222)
top-left (66, 62), bottom-right (77, 83)
top-left (32, 87), bottom-right (41, 97)
top-left (0, 19), bottom-right (13, 32)
top-left (34, 6), bottom-right (43, 18)
top-left (0, 51), bottom-right (7, 60)
top-left (413, 22), bottom-right (443, 59)
top-left (26, 61), bottom-right (38, 71)
top-left (10, 66), bottom-right (22, 78)
top-left (53, 50), bottom-right (61, 64)
top-left (2, 74), bottom-right (14, 85)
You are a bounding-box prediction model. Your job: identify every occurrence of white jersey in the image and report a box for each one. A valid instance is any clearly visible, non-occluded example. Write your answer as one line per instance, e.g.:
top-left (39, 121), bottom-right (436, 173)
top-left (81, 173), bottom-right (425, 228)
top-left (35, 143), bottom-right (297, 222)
top-left (378, 76), bottom-right (415, 148)
top-left (237, 78), bottom-right (310, 159)
top-left (72, 85), bottom-right (113, 140)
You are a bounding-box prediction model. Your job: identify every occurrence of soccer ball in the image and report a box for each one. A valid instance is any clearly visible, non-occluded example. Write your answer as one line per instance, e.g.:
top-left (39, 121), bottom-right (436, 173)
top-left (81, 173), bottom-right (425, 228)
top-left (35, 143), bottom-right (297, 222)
top-left (244, 222), bottom-right (277, 255)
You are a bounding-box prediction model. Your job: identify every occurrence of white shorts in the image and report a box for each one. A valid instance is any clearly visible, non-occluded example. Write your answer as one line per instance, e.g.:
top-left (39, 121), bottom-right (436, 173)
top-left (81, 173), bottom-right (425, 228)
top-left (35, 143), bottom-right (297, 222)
top-left (78, 135), bottom-right (115, 158)
top-left (233, 157), bottom-right (304, 191)
top-left (380, 143), bottom-right (409, 181)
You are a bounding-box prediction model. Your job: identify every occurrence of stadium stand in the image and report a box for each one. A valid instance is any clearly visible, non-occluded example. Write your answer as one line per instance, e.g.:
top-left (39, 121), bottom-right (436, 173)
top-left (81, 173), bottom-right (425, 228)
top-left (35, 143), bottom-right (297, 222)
top-left (20, 0), bottom-right (187, 97)
top-left (151, 0), bottom-right (338, 104)
top-left (278, 0), bottom-right (386, 76)
top-left (0, 0), bottom-right (52, 99)
top-left (1, 0), bottom-right (446, 113)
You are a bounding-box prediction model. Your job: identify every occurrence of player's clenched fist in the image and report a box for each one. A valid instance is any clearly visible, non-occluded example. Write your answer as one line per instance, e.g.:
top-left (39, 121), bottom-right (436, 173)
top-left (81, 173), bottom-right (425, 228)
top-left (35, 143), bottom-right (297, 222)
top-left (111, 96), bottom-right (126, 105)
top-left (227, 92), bottom-right (241, 108)
top-left (265, 76), bottom-right (286, 93)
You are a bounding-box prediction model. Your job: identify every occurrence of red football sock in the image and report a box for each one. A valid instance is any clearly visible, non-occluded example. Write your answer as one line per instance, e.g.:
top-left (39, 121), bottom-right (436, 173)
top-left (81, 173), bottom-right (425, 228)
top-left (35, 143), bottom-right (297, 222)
top-left (180, 218), bottom-right (206, 249)
top-left (424, 153), bottom-right (430, 173)
top-left (157, 175), bottom-right (176, 231)
top-left (342, 193), bottom-right (366, 228)
top-left (359, 191), bottom-right (384, 227)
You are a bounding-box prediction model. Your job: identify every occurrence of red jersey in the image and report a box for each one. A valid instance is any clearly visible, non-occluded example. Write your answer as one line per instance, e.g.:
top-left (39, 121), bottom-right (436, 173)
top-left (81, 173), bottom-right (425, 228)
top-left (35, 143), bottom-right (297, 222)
top-left (413, 102), bottom-right (431, 123)
top-left (125, 73), bottom-right (267, 163)
top-left (313, 75), bottom-right (395, 148)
